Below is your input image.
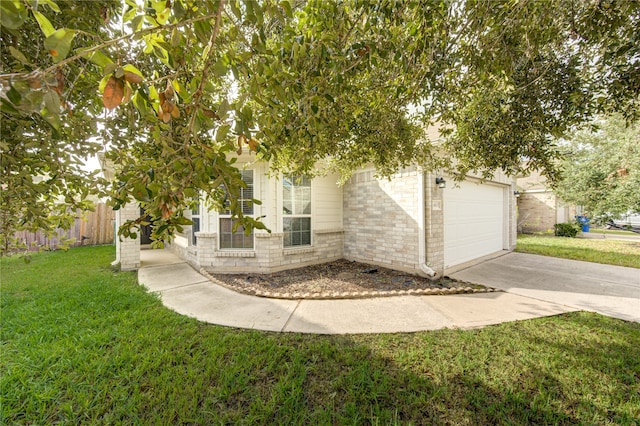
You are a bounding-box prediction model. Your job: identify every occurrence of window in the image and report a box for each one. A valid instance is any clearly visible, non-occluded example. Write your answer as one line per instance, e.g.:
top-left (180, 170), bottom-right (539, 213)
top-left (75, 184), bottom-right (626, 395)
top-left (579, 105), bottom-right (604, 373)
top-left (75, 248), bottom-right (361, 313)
top-left (219, 170), bottom-right (254, 249)
top-left (283, 176), bottom-right (311, 247)
top-left (191, 200), bottom-right (200, 246)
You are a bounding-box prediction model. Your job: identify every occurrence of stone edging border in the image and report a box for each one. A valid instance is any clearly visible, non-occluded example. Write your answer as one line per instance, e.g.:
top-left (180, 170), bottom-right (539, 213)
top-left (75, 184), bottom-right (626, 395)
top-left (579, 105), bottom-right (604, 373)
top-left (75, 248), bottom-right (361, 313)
top-left (200, 269), bottom-right (500, 300)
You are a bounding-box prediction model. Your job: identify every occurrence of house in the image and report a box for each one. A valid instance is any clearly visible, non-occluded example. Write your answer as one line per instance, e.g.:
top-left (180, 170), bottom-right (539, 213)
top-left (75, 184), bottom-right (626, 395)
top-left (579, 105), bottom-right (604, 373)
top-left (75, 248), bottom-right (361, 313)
top-left (516, 170), bottom-right (579, 233)
top-left (110, 153), bottom-right (518, 278)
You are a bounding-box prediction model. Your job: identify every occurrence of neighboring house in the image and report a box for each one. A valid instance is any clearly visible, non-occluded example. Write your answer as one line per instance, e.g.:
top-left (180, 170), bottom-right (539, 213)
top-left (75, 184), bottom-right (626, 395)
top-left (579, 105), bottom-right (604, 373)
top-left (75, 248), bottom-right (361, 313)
top-left (516, 170), bottom-right (578, 233)
top-left (108, 153), bottom-right (518, 278)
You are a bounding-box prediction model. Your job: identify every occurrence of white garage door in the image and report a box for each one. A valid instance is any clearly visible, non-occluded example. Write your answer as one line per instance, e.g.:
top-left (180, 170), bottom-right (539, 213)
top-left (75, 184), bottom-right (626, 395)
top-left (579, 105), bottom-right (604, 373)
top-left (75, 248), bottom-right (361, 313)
top-left (444, 180), bottom-right (505, 268)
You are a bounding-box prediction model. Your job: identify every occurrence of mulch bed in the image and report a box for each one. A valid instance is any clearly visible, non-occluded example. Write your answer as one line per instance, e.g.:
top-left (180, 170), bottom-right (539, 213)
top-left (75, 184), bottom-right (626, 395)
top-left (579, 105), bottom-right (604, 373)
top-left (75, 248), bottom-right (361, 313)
top-left (201, 259), bottom-right (497, 300)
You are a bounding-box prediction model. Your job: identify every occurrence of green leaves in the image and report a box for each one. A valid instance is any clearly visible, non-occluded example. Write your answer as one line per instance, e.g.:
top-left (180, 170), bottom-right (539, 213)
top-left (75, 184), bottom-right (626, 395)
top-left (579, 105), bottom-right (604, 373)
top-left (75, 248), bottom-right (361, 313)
top-left (44, 29), bottom-right (77, 63)
top-left (32, 10), bottom-right (55, 37)
top-left (554, 115), bottom-right (640, 218)
top-left (0, 1), bottom-right (28, 29)
top-left (31, 8), bottom-right (77, 63)
top-left (2, 0), bottom-right (639, 249)
top-left (9, 47), bottom-right (30, 65)
top-left (78, 48), bottom-right (113, 68)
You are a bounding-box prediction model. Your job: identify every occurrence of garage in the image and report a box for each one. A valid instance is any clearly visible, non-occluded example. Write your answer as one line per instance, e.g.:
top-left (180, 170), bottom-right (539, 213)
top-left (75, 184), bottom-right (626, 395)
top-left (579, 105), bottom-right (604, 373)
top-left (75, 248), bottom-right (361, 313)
top-left (444, 179), bottom-right (506, 268)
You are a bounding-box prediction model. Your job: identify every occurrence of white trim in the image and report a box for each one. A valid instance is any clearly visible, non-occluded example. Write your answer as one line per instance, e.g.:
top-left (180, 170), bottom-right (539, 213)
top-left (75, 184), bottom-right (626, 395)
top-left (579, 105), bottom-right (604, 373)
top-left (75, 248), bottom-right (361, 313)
top-left (417, 172), bottom-right (437, 277)
top-left (502, 186), bottom-right (509, 250)
top-left (282, 175), bottom-right (312, 247)
top-left (190, 200), bottom-right (201, 246)
top-left (218, 169), bottom-right (256, 250)
top-left (520, 188), bottom-right (551, 194)
top-left (214, 251), bottom-right (256, 258)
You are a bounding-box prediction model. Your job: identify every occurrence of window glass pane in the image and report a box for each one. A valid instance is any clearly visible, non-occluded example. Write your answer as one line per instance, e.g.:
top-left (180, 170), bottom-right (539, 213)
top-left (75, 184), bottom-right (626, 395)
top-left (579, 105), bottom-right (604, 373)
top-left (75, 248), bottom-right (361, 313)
top-left (293, 188), bottom-right (302, 215)
top-left (232, 233), bottom-right (244, 248)
top-left (283, 177), bottom-right (311, 247)
top-left (241, 200), bottom-right (253, 215)
top-left (192, 217), bottom-right (200, 245)
top-left (220, 234), bottom-right (232, 249)
top-left (284, 218), bottom-right (311, 247)
top-left (240, 170), bottom-right (254, 215)
top-left (223, 170), bottom-right (254, 215)
top-left (219, 218), bottom-right (254, 249)
top-left (292, 231), bottom-right (301, 246)
top-left (302, 196), bottom-right (311, 215)
top-left (283, 177), bottom-right (293, 214)
top-left (283, 175), bottom-right (310, 215)
top-left (220, 218), bottom-right (231, 232)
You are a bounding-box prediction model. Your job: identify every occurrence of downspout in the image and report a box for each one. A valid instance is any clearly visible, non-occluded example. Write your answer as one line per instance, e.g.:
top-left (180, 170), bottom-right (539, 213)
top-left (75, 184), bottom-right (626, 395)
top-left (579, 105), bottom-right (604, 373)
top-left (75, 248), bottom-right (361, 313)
top-left (417, 171), bottom-right (437, 278)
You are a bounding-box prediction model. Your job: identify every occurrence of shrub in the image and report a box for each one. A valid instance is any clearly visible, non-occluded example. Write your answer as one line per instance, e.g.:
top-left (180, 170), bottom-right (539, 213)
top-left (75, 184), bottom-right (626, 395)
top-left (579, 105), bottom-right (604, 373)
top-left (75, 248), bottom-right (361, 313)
top-left (554, 223), bottom-right (579, 237)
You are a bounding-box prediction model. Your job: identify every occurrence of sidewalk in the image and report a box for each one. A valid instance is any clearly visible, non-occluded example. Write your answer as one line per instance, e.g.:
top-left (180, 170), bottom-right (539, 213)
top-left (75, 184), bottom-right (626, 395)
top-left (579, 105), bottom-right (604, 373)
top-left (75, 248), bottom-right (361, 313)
top-left (578, 232), bottom-right (640, 242)
top-left (138, 250), bottom-right (577, 334)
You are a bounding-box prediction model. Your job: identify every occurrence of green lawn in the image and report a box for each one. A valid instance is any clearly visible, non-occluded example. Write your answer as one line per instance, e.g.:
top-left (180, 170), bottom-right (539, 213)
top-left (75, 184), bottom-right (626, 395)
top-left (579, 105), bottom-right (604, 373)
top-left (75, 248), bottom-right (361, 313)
top-left (516, 234), bottom-right (640, 268)
top-left (2, 247), bottom-right (639, 424)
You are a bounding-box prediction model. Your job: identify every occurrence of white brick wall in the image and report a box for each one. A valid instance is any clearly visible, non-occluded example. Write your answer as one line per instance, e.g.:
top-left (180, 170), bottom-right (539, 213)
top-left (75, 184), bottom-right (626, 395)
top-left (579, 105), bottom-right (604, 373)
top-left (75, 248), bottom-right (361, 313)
top-left (177, 230), bottom-right (344, 274)
top-left (115, 202), bottom-right (140, 271)
top-left (343, 167), bottom-right (422, 273)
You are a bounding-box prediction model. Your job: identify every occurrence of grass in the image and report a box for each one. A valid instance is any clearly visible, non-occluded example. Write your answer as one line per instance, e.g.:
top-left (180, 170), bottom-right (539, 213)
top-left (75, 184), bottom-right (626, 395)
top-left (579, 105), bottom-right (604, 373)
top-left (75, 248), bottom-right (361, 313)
top-left (2, 246), bottom-right (640, 424)
top-left (516, 234), bottom-right (640, 268)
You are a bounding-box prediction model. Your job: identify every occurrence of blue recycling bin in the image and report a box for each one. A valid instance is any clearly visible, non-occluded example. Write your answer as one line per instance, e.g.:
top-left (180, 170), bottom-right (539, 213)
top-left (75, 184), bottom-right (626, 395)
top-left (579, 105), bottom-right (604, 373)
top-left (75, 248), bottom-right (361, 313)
top-left (576, 215), bottom-right (590, 232)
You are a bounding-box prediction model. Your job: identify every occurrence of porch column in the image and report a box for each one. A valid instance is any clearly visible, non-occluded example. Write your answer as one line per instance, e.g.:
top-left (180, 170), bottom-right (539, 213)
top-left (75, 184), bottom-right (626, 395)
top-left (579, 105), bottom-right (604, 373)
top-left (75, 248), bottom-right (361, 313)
top-left (424, 171), bottom-right (445, 275)
top-left (195, 232), bottom-right (217, 268)
top-left (114, 202), bottom-right (140, 271)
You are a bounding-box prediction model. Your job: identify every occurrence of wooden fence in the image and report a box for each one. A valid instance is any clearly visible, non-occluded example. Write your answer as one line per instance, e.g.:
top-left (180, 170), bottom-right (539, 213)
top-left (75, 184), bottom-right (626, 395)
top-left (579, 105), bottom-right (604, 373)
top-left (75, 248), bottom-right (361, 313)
top-left (13, 203), bottom-right (115, 251)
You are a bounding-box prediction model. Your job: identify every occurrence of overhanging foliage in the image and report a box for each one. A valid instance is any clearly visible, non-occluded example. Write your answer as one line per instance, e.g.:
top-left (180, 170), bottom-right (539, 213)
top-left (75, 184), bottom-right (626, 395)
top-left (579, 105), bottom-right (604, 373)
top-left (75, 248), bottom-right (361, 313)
top-left (1, 0), bottom-right (638, 252)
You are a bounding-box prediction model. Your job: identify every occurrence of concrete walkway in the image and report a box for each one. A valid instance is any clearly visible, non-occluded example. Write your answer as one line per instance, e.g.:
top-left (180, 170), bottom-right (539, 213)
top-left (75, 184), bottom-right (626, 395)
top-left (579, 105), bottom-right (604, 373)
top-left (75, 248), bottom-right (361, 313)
top-left (138, 250), bottom-right (577, 334)
top-left (451, 252), bottom-right (640, 323)
top-left (578, 232), bottom-right (640, 242)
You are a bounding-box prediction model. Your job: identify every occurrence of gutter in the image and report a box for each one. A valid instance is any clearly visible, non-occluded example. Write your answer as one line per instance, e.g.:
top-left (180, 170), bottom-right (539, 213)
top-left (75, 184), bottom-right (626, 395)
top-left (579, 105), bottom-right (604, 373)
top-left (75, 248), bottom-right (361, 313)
top-left (417, 171), bottom-right (437, 278)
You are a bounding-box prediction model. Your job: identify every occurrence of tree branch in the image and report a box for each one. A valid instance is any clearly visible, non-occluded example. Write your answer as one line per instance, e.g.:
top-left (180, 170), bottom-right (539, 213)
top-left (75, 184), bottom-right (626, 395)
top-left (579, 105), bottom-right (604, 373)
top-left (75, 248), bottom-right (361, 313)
top-left (187, 0), bottom-right (227, 137)
top-left (0, 12), bottom-right (222, 82)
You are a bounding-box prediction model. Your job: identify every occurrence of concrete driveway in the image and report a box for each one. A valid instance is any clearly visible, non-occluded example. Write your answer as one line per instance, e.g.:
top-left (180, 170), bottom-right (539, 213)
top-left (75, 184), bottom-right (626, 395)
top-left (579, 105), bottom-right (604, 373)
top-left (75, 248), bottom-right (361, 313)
top-left (450, 252), bottom-right (640, 323)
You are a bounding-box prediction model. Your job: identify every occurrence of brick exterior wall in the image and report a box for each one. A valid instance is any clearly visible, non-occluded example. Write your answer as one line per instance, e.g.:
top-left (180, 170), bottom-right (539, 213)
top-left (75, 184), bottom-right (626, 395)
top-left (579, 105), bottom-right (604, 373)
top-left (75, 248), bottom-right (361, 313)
top-left (185, 230), bottom-right (344, 274)
top-left (343, 167), bottom-right (422, 273)
top-left (516, 170), bottom-right (577, 234)
top-left (518, 192), bottom-right (556, 233)
top-left (114, 202), bottom-right (140, 271)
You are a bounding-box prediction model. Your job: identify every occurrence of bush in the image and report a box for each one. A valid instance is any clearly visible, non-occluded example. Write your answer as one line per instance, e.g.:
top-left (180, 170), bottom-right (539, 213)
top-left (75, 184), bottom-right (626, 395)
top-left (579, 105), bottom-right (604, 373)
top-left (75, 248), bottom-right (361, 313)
top-left (554, 223), bottom-right (579, 237)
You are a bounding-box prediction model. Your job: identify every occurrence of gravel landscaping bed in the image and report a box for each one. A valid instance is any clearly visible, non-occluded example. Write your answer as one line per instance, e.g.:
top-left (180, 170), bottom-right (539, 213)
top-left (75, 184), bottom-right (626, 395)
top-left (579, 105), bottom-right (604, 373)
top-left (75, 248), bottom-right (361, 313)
top-left (202, 259), bottom-right (497, 299)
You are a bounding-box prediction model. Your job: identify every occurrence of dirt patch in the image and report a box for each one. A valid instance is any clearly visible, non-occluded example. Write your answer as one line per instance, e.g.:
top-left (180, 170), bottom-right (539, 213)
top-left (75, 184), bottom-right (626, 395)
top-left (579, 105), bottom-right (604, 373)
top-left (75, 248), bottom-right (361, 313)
top-left (203, 259), bottom-right (496, 299)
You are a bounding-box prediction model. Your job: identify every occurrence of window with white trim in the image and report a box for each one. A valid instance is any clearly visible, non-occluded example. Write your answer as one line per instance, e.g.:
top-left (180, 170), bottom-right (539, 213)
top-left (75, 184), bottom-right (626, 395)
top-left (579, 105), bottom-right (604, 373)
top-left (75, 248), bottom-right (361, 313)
top-left (191, 200), bottom-right (200, 246)
top-left (283, 176), bottom-right (311, 247)
top-left (219, 170), bottom-right (254, 249)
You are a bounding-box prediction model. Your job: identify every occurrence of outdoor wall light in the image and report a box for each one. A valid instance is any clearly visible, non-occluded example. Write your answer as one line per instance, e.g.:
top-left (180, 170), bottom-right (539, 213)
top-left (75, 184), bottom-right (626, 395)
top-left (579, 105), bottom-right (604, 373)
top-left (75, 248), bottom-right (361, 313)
top-left (436, 177), bottom-right (446, 189)
top-left (514, 190), bottom-right (521, 198)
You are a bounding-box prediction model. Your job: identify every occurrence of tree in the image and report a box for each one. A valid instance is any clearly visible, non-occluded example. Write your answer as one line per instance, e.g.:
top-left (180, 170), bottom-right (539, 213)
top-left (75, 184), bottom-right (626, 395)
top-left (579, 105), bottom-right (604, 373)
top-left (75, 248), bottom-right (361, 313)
top-left (553, 115), bottom-right (640, 220)
top-left (1, 1), bottom-right (121, 253)
top-left (1, 0), bottom-right (639, 254)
